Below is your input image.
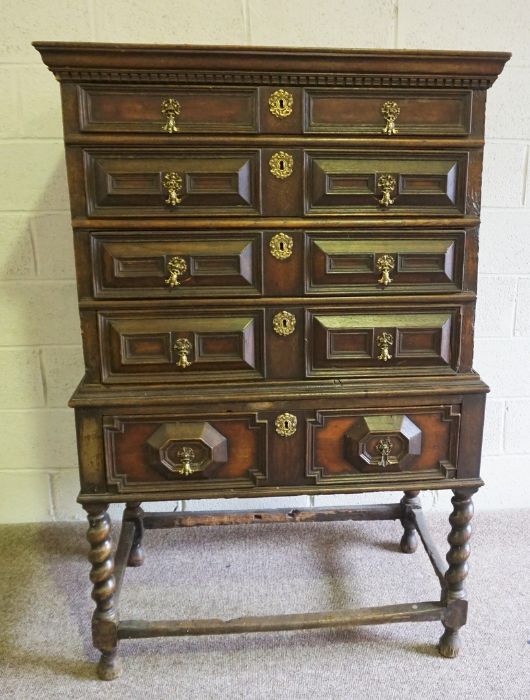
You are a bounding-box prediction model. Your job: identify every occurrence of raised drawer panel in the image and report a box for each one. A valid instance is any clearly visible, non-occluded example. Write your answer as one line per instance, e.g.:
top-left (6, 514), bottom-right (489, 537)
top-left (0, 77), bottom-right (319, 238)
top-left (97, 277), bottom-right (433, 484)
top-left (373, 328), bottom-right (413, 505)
top-left (305, 150), bottom-right (468, 216)
top-left (103, 413), bottom-right (268, 494)
top-left (78, 85), bottom-right (259, 133)
top-left (307, 309), bottom-right (458, 377)
top-left (99, 310), bottom-right (265, 383)
top-left (84, 149), bottom-right (261, 217)
top-left (306, 231), bottom-right (463, 295)
top-left (304, 89), bottom-right (472, 136)
top-left (91, 231), bottom-right (263, 299)
top-left (308, 405), bottom-right (460, 484)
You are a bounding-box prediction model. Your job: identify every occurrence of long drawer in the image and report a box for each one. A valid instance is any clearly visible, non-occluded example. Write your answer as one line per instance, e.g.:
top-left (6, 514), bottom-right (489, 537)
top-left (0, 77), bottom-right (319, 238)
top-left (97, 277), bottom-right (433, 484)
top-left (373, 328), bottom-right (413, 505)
top-left (71, 84), bottom-right (475, 138)
top-left (77, 147), bottom-right (475, 218)
top-left (96, 399), bottom-right (467, 497)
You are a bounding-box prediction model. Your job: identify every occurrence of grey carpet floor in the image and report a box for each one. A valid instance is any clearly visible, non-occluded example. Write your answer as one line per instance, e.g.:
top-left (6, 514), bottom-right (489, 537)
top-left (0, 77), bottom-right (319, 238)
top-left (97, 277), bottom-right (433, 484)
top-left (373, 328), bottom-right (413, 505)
top-left (0, 508), bottom-right (529, 700)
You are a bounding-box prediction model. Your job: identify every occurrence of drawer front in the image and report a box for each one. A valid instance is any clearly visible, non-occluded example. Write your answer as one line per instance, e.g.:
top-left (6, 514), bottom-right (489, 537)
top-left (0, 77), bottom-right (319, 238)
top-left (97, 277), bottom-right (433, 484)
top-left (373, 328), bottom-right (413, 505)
top-left (103, 412), bottom-right (268, 494)
top-left (78, 85), bottom-right (259, 133)
top-left (307, 309), bottom-right (458, 377)
top-left (99, 310), bottom-right (265, 384)
top-left (304, 89), bottom-right (472, 136)
top-left (308, 405), bottom-right (460, 485)
top-left (84, 149), bottom-right (261, 217)
top-left (91, 231), bottom-right (263, 299)
top-left (306, 231), bottom-right (464, 295)
top-left (305, 150), bottom-right (468, 216)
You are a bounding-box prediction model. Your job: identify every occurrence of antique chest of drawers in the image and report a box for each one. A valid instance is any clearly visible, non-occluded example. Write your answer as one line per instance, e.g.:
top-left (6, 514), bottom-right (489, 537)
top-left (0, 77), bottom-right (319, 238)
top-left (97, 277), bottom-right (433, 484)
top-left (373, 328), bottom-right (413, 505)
top-left (35, 42), bottom-right (509, 680)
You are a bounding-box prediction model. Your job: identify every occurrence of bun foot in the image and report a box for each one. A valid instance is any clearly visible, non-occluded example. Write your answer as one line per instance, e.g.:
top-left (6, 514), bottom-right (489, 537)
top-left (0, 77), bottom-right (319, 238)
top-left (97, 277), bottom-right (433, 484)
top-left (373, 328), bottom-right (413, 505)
top-left (399, 530), bottom-right (418, 554)
top-left (97, 652), bottom-right (123, 681)
top-left (127, 543), bottom-right (145, 567)
top-left (438, 630), bottom-right (461, 658)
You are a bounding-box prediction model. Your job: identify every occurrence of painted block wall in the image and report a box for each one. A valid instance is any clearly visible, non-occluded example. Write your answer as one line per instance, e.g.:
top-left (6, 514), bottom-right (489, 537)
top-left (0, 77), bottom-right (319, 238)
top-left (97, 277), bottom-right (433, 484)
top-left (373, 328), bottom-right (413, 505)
top-left (0, 0), bottom-right (529, 522)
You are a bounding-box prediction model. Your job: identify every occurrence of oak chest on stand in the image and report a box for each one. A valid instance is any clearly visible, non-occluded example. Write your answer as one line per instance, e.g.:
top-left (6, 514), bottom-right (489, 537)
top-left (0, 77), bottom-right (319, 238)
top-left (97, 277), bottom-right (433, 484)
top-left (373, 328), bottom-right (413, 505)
top-left (35, 42), bottom-right (509, 679)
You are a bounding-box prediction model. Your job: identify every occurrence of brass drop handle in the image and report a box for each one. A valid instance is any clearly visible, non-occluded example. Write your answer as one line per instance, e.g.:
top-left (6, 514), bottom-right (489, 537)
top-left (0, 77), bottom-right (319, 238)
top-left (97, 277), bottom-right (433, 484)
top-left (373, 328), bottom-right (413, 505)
top-left (377, 174), bottom-right (397, 207)
top-left (175, 446), bottom-right (202, 476)
top-left (174, 338), bottom-right (193, 368)
top-left (381, 101), bottom-right (400, 136)
top-left (163, 172), bottom-right (183, 206)
top-left (377, 332), bottom-right (393, 362)
top-left (376, 437), bottom-right (393, 468)
top-left (161, 97), bottom-right (181, 133)
top-left (165, 256), bottom-right (187, 288)
top-left (376, 254), bottom-right (395, 286)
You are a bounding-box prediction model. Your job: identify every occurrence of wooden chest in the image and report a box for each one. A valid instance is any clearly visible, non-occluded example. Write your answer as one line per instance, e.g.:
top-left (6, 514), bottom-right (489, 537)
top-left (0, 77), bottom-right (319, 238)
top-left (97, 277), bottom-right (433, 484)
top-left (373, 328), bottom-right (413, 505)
top-left (35, 42), bottom-right (509, 679)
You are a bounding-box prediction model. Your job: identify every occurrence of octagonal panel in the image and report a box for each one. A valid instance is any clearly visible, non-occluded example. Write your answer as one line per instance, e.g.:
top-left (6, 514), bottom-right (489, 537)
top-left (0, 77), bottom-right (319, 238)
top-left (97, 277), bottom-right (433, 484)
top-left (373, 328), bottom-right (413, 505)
top-left (344, 414), bottom-right (422, 473)
top-left (146, 421), bottom-right (227, 479)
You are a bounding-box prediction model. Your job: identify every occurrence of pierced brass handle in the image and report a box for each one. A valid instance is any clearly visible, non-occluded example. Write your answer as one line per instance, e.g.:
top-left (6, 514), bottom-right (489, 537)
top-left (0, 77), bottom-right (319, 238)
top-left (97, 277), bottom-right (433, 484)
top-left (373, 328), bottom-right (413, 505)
top-left (273, 310), bottom-right (296, 336)
top-left (174, 338), bottom-right (193, 368)
top-left (161, 97), bottom-right (181, 133)
top-left (381, 101), bottom-right (400, 136)
top-left (270, 232), bottom-right (293, 260)
top-left (165, 256), bottom-right (187, 288)
top-left (175, 446), bottom-right (203, 476)
top-left (377, 332), bottom-right (393, 362)
top-left (275, 412), bottom-right (297, 437)
top-left (376, 437), bottom-right (393, 468)
top-left (269, 151), bottom-right (294, 179)
top-left (163, 172), bottom-right (183, 206)
top-left (376, 254), bottom-right (395, 286)
top-left (269, 89), bottom-right (294, 119)
top-left (377, 174), bottom-right (396, 207)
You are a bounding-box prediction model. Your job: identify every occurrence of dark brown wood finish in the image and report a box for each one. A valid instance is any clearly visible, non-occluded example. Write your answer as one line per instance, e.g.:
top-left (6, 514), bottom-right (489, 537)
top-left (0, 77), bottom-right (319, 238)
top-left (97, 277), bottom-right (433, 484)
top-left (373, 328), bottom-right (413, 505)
top-left (35, 42), bottom-right (508, 677)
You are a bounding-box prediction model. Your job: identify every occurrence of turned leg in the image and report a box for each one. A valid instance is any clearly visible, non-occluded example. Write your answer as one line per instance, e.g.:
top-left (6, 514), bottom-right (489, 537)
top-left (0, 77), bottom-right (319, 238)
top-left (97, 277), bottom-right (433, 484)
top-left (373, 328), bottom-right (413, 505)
top-left (399, 490), bottom-right (420, 553)
top-left (124, 501), bottom-right (145, 567)
top-left (438, 488), bottom-right (475, 658)
top-left (84, 504), bottom-right (122, 681)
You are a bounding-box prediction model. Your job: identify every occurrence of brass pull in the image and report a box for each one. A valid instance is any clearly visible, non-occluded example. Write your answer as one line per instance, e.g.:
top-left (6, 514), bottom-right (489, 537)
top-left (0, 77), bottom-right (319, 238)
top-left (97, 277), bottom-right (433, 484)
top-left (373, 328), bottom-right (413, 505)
top-left (275, 412), bottom-right (297, 437)
top-left (273, 310), bottom-right (296, 336)
top-left (376, 437), bottom-right (393, 468)
top-left (376, 254), bottom-right (395, 286)
top-left (175, 446), bottom-right (202, 476)
top-left (174, 338), bottom-right (192, 368)
top-left (163, 172), bottom-right (183, 206)
top-left (270, 232), bottom-right (293, 260)
top-left (269, 89), bottom-right (294, 119)
top-left (161, 98), bottom-right (181, 133)
top-left (165, 256), bottom-right (187, 288)
top-left (269, 151), bottom-right (294, 179)
top-left (377, 332), bottom-right (393, 362)
top-left (381, 101), bottom-right (400, 136)
top-left (377, 174), bottom-right (396, 207)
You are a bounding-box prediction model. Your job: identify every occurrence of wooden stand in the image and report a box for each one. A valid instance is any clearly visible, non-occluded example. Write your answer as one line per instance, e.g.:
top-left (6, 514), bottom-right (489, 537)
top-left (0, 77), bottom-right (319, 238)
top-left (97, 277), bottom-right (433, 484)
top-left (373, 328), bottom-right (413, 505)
top-left (84, 488), bottom-right (475, 680)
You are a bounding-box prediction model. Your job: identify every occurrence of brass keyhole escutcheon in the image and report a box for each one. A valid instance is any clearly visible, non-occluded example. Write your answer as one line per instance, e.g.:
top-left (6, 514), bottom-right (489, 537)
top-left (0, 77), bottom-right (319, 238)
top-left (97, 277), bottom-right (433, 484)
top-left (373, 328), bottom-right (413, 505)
top-left (174, 338), bottom-right (193, 368)
top-left (275, 412), bottom-right (297, 437)
top-left (377, 332), bottom-right (394, 362)
top-left (269, 89), bottom-right (294, 119)
top-left (165, 256), bottom-right (187, 288)
top-left (161, 97), bottom-right (181, 133)
top-left (376, 437), bottom-right (393, 468)
top-left (377, 174), bottom-right (397, 207)
top-left (269, 151), bottom-right (294, 179)
top-left (376, 254), bottom-right (395, 287)
top-left (273, 310), bottom-right (296, 336)
top-left (381, 100), bottom-right (400, 136)
top-left (163, 172), bottom-right (184, 206)
top-left (270, 232), bottom-right (293, 260)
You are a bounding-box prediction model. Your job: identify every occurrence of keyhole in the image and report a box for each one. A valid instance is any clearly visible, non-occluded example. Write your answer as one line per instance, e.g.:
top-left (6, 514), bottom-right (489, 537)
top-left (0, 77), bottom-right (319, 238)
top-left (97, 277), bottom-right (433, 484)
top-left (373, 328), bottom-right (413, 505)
top-left (279, 98), bottom-right (284, 109)
top-left (282, 318), bottom-right (288, 328)
top-left (279, 241), bottom-right (284, 251)
top-left (279, 160), bottom-right (285, 171)
top-left (284, 420), bottom-right (289, 429)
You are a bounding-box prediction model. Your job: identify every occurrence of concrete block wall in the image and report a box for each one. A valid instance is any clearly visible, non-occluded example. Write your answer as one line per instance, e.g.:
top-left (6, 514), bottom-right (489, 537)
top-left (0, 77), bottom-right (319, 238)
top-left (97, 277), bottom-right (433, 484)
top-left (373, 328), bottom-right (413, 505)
top-left (0, 0), bottom-right (529, 522)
